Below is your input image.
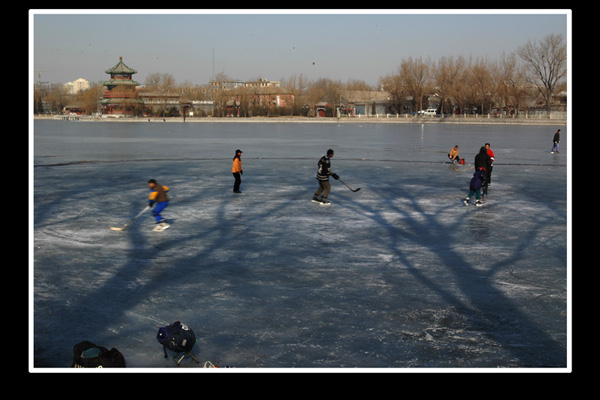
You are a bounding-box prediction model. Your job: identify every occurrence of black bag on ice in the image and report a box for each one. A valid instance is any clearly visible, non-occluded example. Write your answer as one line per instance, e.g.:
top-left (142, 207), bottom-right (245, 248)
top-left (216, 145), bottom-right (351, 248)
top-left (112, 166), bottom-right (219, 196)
top-left (72, 340), bottom-right (126, 368)
top-left (156, 321), bottom-right (196, 356)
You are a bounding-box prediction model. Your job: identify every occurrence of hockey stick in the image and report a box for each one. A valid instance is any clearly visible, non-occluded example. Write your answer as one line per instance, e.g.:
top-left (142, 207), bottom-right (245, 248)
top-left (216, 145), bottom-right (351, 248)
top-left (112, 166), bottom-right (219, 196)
top-left (110, 206), bottom-right (151, 231)
top-left (337, 178), bottom-right (361, 192)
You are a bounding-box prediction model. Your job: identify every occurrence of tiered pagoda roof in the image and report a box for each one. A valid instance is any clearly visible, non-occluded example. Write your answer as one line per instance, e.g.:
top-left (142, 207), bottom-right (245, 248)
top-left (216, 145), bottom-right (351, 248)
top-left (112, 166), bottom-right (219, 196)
top-left (99, 57), bottom-right (142, 111)
top-left (105, 56), bottom-right (137, 74)
top-left (102, 56), bottom-right (141, 87)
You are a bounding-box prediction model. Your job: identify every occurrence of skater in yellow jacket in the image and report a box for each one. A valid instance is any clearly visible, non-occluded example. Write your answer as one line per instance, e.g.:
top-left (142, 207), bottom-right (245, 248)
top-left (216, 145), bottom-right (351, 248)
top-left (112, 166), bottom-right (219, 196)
top-left (148, 179), bottom-right (170, 231)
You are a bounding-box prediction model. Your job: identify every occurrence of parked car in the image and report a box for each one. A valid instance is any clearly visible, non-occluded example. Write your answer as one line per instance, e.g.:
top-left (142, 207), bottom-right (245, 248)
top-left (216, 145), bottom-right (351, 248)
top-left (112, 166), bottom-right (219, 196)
top-left (422, 108), bottom-right (437, 116)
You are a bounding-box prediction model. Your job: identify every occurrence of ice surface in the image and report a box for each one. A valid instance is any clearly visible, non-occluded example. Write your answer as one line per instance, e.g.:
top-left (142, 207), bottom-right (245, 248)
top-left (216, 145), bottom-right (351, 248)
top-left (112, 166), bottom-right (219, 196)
top-left (31, 119), bottom-right (569, 370)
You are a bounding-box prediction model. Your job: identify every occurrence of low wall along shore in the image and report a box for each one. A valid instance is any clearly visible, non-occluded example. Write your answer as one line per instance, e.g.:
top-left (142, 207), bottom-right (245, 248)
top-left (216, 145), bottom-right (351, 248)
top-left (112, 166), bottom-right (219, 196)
top-left (35, 114), bottom-right (567, 126)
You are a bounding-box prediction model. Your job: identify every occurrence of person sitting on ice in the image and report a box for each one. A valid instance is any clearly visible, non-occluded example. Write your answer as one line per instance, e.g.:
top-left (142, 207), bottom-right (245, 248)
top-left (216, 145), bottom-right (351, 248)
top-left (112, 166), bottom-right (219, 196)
top-left (448, 145), bottom-right (460, 164)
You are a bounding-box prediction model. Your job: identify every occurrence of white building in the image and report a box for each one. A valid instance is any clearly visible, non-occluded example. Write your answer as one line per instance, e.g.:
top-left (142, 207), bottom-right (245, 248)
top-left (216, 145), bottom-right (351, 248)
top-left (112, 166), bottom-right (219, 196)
top-left (64, 78), bottom-right (91, 94)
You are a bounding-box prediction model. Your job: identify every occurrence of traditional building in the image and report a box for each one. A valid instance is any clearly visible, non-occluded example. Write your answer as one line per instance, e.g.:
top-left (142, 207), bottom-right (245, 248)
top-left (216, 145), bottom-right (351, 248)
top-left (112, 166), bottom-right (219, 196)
top-left (99, 57), bottom-right (142, 116)
top-left (342, 90), bottom-right (394, 117)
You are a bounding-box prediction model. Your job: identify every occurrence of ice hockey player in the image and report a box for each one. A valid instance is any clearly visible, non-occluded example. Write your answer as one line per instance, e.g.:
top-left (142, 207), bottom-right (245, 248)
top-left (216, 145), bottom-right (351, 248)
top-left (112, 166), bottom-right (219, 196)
top-left (148, 179), bottom-right (170, 231)
top-left (464, 169), bottom-right (486, 207)
top-left (312, 149), bottom-right (339, 205)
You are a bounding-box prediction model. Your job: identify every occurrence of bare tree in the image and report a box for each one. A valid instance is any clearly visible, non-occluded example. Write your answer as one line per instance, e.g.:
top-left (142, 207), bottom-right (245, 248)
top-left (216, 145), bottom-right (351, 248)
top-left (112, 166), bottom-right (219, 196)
top-left (75, 83), bottom-right (105, 115)
top-left (517, 34), bottom-right (567, 116)
top-left (281, 74), bottom-right (309, 115)
top-left (470, 57), bottom-right (493, 114)
top-left (494, 51), bottom-right (528, 115)
top-left (399, 57), bottom-right (432, 115)
top-left (346, 79), bottom-right (374, 91)
top-left (449, 56), bottom-right (468, 115)
top-left (379, 73), bottom-right (407, 114)
top-left (433, 56), bottom-right (461, 115)
top-left (303, 78), bottom-right (342, 117)
top-left (144, 72), bottom-right (176, 91)
top-left (44, 84), bottom-right (70, 114)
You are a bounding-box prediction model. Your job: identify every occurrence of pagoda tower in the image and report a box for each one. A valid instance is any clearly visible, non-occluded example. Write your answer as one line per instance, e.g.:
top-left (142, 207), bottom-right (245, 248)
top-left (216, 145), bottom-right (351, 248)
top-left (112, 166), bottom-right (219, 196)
top-left (99, 56), bottom-right (142, 116)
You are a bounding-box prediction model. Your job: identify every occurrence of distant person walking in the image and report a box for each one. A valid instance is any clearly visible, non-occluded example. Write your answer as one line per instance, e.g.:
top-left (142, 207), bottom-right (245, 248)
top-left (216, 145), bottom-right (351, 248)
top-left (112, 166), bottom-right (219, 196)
top-left (551, 129), bottom-right (561, 154)
top-left (232, 149), bottom-right (243, 193)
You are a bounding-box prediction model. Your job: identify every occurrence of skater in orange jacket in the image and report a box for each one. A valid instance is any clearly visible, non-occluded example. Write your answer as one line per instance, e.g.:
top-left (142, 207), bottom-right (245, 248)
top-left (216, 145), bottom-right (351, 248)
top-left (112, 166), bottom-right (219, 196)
top-left (148, 179), bottom-right (170, 231)
top-left (232, 149), bottom-right (243, 193)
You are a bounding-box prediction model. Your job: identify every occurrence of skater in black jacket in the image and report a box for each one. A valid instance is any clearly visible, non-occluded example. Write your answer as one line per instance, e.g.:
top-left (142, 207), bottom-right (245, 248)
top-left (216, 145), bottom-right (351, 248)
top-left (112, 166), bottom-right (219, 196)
top-left (474, 146), bottom-right (491, 198)
top-left (312, 149), bottom-right (339, 205)
top-left (551, 129), bottom-right (561, 153)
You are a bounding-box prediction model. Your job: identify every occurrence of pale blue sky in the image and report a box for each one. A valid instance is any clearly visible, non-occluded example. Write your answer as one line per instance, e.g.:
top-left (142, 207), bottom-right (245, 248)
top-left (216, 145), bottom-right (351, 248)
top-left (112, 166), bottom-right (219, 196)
top-left (31, 10), bottom-right (569, 87)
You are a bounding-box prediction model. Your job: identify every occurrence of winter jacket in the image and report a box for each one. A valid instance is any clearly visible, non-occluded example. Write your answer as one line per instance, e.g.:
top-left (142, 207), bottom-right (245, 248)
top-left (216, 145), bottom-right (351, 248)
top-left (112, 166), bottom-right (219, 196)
top-left (449, 147), bottom-right (459, 159)
top-left (487, 148), bottom-right (495, 164)
top-left (474, 147), bottom-right (491, 172)
top-left (149, 184), bottom-right (169, 204)
top-left (316, 155), bottom-right (333, 180)
top-left (470, 170), bottom-right (485, 191)
top-left (232, 156), bottom-right (243, 174)
top-left (553, 131), bottom-right (561, 143)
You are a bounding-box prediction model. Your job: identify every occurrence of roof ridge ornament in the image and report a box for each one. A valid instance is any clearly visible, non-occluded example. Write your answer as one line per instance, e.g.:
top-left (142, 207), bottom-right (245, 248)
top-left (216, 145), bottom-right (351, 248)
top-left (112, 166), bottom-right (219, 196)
top-left (105, 56), bottom-right (137, 75)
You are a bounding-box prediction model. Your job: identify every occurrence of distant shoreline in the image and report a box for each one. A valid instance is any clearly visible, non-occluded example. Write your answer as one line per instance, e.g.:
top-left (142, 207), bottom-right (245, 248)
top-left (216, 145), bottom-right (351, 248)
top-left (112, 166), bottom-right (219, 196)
top-left (33, 114), bottom-right (566, 127)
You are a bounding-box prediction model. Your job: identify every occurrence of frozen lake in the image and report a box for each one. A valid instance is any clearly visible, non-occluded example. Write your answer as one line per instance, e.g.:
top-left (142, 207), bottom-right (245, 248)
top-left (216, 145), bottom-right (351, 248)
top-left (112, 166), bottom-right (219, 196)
top-left (31, 119), bottom-right (569, 371)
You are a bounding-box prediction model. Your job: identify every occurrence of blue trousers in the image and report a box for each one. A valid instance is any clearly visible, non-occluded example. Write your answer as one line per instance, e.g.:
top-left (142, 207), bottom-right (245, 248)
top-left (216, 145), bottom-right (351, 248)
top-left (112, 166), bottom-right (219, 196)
top-left (152, 201), bottom-right (168, 223)
top-left (551, 142), bottom-right (559, 152)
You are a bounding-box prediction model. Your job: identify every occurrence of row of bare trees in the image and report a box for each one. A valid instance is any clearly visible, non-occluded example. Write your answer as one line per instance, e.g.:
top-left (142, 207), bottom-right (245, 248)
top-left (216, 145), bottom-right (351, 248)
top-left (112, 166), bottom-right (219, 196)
top-left (379, 34), bottom-right (567, 116)
top-left (34, 83), bottom-right (104, 115)
top-left (34, 34), bottom-right (566, 117)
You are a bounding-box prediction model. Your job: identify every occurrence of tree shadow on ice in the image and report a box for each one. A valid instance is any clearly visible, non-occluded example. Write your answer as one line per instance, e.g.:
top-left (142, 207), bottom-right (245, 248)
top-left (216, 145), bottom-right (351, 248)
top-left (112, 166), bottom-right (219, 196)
top-left (34, 175), bottom-right (309, 367)
top-left (335, 173), bottom-right (566, 367)
top-left (32, 161), bottom-right (566, 367)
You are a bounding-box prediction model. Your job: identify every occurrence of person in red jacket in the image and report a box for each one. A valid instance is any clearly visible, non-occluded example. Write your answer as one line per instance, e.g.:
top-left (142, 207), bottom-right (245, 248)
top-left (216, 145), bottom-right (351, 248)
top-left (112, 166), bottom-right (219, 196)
top-left (485, 143), bottom-right (495, 187)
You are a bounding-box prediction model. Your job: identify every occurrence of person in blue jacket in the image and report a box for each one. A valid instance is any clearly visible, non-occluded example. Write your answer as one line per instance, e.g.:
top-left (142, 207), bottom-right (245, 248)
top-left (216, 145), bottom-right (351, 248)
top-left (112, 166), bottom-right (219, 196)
top-left (464, 169), bottom-right (485, 207)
